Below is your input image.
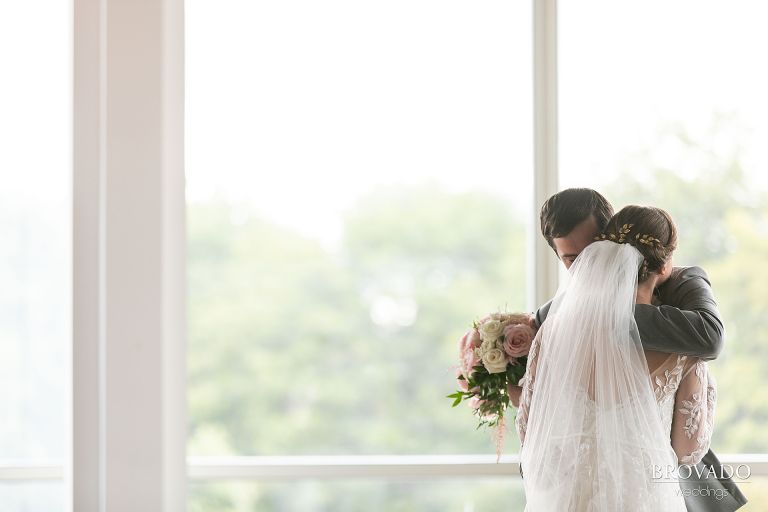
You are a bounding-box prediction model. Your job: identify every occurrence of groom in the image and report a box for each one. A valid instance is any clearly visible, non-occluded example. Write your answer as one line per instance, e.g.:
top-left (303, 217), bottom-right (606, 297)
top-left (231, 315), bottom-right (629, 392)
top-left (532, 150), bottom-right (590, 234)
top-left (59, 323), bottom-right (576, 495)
top-left (528, 188), bottom-right (747, 512)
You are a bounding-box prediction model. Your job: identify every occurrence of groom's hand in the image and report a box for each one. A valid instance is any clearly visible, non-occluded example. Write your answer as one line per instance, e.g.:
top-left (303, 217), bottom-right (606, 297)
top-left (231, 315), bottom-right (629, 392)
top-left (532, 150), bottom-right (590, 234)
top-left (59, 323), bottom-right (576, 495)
top-left (636, 275), bottom-right (659, 305)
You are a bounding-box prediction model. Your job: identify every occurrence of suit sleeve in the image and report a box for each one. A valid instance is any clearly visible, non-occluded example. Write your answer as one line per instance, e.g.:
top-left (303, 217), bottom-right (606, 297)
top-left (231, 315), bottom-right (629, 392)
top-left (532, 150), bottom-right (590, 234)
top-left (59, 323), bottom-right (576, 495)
top-left (533, 266), bottom-right (725, 360)
top-left (634, 266), bottom-right (725, 360)
top-left (533, 300), bottom-right (552, 328)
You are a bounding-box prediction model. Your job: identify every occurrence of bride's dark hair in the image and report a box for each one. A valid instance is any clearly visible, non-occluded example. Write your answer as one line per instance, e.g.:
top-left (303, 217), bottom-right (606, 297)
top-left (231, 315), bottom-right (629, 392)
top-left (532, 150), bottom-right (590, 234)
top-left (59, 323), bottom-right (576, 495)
top-left (598, 205), bottom-right (677, 282)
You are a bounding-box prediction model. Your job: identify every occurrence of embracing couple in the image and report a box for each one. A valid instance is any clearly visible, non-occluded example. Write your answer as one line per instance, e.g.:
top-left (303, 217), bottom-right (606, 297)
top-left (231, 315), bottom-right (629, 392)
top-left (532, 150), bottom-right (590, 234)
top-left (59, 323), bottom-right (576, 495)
top-left (508, 189), bottom-right (747, 511)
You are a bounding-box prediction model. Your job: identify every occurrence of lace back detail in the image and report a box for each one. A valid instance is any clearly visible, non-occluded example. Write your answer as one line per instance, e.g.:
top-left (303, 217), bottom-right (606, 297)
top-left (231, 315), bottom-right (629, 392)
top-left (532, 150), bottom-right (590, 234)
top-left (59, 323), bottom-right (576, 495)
top-left (651, 354), bottom-right (716, 465)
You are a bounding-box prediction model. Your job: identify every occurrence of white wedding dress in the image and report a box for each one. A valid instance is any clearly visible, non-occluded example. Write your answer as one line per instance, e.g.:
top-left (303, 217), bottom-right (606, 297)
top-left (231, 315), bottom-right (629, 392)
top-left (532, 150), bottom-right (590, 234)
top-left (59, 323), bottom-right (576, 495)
top-left (514, 241), bottom-right (716, 512)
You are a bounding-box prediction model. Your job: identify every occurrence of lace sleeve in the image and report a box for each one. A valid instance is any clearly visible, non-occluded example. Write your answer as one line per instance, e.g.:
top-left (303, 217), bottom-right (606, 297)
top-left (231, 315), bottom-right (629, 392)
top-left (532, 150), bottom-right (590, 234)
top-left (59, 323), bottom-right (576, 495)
top-left (671, 359), bottom-right (716, 465)
top-left (515, 333), bottom-right (541, 446)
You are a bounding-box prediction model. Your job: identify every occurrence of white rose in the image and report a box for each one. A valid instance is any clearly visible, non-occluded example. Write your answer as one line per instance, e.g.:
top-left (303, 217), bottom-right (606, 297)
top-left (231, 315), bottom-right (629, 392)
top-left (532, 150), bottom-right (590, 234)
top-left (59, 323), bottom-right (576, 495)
top-left (479, 319), bottom-right (503, 342)
top-left (474, 343), bottom-right (489, 362)
top-left (482, 347), bottom-right (508, 374)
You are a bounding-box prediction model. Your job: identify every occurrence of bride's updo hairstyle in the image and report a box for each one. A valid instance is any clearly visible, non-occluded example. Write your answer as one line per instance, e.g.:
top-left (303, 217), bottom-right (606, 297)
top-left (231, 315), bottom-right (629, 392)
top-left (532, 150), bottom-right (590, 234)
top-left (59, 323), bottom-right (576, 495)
top-left (596, 205), bottom-right (677, 282)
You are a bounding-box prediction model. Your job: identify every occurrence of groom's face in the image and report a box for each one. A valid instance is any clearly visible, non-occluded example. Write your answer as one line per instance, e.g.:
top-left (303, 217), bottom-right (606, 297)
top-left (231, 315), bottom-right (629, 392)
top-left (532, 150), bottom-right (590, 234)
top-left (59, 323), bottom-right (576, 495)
top-left (552, 215), bottom-right (600, 269)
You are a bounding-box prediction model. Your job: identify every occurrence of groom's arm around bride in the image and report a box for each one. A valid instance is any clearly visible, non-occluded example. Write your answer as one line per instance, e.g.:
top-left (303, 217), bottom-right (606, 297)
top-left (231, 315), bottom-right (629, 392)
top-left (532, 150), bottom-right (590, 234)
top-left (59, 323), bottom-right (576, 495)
top-left (534, 264), bottom-right (723, 360)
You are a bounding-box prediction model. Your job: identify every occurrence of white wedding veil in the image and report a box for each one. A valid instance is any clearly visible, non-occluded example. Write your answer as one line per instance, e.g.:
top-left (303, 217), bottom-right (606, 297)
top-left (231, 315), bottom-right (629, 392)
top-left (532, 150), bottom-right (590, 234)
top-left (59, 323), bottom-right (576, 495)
top-left (520, 241), bottom-right (685, 511)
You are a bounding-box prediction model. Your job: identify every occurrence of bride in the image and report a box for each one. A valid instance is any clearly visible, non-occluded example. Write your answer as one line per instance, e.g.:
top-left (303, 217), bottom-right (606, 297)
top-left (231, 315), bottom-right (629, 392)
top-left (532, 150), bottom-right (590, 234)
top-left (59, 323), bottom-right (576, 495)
top-left (514, 205), bottom-right (716, 511)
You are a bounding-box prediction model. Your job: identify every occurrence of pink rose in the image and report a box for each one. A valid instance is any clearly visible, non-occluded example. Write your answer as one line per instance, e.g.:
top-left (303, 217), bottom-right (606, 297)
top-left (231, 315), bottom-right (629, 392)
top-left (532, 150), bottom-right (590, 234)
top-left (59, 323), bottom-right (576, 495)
top-left (458, 330), bottom-right (471, 353)
top-left (469, 396), bottom-right (486, 410)
top-left (460, 345), bottom-right (478, 378)
top-left (502, 323), bottom-right (535, 358)
top-left (458, 329), bottom-right (482, 353)
top-left (455, 368), bottom-right (469, 391)
top-left (469, 329), bottom-right (481, 348)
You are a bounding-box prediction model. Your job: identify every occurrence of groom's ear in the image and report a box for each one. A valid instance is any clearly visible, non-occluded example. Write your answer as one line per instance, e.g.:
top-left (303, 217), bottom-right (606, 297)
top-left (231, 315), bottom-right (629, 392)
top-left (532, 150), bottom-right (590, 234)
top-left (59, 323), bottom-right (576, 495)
top-left (657, 260), bottom-right (673, 282)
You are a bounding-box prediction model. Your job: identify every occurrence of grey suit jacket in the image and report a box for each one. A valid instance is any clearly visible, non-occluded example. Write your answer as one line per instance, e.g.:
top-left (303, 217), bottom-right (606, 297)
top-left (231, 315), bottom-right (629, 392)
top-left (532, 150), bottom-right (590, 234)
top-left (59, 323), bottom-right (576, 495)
top-left (533, 266), bottom-right (747, 511)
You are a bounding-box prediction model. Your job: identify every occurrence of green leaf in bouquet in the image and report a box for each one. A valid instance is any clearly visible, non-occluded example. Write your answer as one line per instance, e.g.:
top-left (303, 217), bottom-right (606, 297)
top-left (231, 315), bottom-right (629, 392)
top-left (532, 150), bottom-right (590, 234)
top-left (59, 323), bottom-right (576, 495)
top-left (446, 391), bottom-right (464, 406)
top-left (506, 356), bottom-right (528, 384)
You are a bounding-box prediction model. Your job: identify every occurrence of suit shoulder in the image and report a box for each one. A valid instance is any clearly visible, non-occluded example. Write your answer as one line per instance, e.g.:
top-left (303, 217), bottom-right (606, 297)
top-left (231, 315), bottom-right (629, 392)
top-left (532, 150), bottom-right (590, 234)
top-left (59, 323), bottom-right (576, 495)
top-left (660, 266), bottom-right (713, 300)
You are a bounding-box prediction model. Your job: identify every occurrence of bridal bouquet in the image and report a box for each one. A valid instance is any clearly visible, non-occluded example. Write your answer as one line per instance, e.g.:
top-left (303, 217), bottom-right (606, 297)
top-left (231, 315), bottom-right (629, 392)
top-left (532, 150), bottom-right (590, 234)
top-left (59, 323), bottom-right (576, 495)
top-left (447, 312), bottom-right (536, 461)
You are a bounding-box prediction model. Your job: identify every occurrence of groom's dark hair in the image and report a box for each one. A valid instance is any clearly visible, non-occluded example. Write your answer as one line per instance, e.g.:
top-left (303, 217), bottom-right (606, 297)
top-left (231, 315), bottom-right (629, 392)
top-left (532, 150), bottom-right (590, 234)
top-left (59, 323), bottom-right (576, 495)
top-left (540, 188), bottom-right (614, 250)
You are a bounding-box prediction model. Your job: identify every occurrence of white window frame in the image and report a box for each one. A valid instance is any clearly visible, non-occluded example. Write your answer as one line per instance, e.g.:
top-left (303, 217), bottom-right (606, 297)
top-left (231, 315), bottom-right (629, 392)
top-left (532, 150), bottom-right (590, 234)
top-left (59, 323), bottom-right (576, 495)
top-left (72, 0), bottom-right (186, 510)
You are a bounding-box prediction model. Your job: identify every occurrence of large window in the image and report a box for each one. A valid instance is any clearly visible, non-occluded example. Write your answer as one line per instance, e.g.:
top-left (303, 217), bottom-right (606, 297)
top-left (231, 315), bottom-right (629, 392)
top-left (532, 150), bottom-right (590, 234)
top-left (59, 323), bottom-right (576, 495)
top-left (186, 0), bottom-right (532, 508)
top-left (0, 1), bottom-right (71, 510)
top-left (4, 2), bottom-right (767, 510)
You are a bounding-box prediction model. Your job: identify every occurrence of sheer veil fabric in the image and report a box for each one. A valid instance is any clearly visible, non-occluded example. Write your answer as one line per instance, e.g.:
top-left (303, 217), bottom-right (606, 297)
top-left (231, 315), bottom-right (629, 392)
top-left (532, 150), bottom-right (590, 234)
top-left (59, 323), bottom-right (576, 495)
top-left (519, 241), bottom-right (685, 511)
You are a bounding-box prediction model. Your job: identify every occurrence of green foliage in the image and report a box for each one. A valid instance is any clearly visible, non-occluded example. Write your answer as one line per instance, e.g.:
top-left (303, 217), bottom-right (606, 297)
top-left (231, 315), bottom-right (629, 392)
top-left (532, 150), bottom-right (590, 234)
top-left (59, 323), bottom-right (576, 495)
top-left (188, 132), bottom-right (768, 508)
top-left (601, 121), bottom-right (760, 266)
top-left (188, 186), bottom-right (527, 461)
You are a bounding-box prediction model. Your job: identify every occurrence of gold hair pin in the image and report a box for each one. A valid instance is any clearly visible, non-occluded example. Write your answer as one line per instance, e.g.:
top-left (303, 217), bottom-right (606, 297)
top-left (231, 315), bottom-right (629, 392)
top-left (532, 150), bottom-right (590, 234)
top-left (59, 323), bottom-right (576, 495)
top-left (594, 224), bottom-right (662, 248)
top-left (594, 223), bottom-right (634, 244)
top-left (635, 233), bottom-right (662, 247)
